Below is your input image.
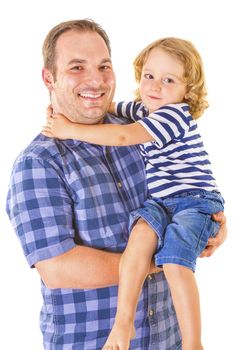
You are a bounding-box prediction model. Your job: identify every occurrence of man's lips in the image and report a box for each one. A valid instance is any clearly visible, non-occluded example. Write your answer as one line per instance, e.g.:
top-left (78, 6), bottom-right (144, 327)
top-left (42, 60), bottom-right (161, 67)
top-left (78, 92), bottom-right (105, 99)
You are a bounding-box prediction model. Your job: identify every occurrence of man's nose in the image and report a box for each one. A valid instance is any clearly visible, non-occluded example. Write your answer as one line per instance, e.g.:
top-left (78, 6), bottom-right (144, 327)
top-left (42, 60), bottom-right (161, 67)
top-left (85, 69), bottom-right (103, 86)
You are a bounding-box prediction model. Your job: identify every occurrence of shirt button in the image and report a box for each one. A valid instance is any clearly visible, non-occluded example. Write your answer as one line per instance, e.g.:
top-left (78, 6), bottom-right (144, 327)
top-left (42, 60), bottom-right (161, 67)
top-left (148, 274), bottom-right (152, 280)
top-left (117, 182), bottom-right (122, 188)
top-left (149, 309), bottom-right (154, 316)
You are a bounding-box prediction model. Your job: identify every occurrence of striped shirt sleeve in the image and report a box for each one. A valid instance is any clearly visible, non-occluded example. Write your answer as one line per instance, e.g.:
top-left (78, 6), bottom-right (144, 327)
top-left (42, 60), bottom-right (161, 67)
top-left (115, 101), bottom-right (146, 122)
top-left (138, 103), bottom-right (191, 149)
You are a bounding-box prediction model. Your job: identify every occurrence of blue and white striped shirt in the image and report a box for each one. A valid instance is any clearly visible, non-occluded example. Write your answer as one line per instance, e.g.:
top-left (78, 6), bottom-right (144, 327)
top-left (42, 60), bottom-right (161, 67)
top-left (6, 114), bottom-right (181, 349)
top-left (116, 101), bottom-right (218, 198)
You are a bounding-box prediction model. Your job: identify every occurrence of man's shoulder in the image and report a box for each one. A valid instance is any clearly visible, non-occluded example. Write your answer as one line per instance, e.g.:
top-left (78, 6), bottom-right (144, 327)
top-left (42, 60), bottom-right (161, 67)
top-left (14, 133), bottom-right (65, 167)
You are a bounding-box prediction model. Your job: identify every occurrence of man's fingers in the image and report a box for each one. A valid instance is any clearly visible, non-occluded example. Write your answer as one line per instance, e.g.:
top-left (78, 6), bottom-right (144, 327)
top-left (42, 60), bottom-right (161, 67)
top-left (200, 245), bottom-right (217, 258)
top-left (212, 211), bottom-right (226, 223)
top-left (42, 126), bottom-right (53, 137)
top-left (47, 105), bottom-right (53, 117)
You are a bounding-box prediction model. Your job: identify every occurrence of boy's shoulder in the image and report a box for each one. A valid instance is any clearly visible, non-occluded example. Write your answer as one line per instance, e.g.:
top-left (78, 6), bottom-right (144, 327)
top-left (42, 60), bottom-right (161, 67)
top-left (154, 103), bottom-right (192, 121)
top-left (158, 102), bottom-right (190, 114)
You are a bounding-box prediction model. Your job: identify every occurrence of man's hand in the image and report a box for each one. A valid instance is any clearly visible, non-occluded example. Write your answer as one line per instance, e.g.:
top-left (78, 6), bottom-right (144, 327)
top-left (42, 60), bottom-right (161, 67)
top-left (200, 211), bottom-right (227, 258)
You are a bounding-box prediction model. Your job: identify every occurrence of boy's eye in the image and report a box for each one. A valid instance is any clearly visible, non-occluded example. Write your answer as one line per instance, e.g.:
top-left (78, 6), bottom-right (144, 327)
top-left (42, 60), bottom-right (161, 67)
top-left (143, 73), bottom-right (154, 79)
top-left (162, 77), bottom-right (174, 84)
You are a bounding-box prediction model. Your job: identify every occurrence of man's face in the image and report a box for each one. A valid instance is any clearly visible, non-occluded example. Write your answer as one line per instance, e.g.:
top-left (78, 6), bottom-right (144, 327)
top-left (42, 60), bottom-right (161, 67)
top-left (43, 30), bottom-right (116, 124)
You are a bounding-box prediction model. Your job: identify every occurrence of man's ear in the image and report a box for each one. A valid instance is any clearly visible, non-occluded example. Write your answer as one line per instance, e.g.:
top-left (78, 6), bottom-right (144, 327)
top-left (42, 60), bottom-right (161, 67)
top-left (42, 67), bottom-right (54, 91)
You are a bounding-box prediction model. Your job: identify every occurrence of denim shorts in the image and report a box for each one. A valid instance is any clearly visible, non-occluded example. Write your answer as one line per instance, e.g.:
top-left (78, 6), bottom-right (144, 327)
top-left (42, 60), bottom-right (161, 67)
top-left (129, 190), bottom-right (224, 272)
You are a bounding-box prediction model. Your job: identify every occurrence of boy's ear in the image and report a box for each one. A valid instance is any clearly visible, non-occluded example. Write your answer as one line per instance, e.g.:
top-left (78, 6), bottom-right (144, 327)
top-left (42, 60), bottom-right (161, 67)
top-left (184, 92), bottom-right (192, 101)
top-left (42, 67), bottom-right (54, 91)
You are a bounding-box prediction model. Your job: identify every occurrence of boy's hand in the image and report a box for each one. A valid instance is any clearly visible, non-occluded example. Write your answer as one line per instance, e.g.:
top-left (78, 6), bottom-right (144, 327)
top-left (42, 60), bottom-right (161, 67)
top-left (42, 106), bottom-right (74, 140)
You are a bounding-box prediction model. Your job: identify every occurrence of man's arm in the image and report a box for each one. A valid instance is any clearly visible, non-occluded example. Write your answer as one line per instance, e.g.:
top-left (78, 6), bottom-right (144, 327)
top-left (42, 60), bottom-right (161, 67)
top-left (36, 211), bottom-right (227, 289)
top-left (35, 245), bottom-right (121, 289)
top-left (7, 155), bottom-right (125, 290)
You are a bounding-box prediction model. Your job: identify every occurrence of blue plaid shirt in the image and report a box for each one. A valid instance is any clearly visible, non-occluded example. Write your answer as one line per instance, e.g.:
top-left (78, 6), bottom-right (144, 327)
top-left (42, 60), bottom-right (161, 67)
top-left (6, 115), bottom-right (181, 349)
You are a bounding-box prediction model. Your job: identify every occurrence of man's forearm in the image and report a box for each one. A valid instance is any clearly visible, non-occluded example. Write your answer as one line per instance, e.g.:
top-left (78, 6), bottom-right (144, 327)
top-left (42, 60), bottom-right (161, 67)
top-left (36, 245), bottom-right (121, 289)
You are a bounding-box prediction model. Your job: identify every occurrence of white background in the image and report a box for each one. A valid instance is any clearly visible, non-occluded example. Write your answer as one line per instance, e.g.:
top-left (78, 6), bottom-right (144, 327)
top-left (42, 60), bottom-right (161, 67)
top-left (0, 0), bottom-right (235, 348)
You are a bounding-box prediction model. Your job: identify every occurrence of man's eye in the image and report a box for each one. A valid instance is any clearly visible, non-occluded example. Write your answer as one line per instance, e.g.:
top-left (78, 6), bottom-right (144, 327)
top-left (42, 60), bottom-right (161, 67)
top-left (144, 73), bottom-right (153, 79)
top-left (71, 66), bottom-right (83, 71)
top-left (100, 65), bottom-right (111, 71)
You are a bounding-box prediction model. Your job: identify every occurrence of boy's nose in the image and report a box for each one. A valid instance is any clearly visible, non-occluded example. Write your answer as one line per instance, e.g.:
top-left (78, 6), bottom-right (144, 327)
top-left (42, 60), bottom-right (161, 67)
top-left (152, 80), bottom-right (161, 91)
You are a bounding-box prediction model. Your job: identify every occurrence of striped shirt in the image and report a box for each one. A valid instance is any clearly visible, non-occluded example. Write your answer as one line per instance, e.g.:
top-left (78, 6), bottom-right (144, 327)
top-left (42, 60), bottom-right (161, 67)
top-left (6, 114), bottom-right (181, 349)
top-left (116, 101), bottom-right (218, 198)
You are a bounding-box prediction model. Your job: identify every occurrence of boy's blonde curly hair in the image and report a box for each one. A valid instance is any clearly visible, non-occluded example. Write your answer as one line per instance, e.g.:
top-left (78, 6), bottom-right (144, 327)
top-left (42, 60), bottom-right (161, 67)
top-left (134, 37), bottom-right (209, 119)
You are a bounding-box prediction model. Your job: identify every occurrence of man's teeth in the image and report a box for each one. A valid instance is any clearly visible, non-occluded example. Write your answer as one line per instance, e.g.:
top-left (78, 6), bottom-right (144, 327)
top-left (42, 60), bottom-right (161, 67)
top-left (79, 93), bottom-right (102, 98)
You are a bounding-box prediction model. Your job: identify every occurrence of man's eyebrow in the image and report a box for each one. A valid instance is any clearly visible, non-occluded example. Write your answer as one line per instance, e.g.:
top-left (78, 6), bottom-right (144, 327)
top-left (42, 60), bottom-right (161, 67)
top-left (100, 58), bottom-right (112, 64)
top-left (68, 58), bottom-right (112, 65)
top-left (68, 59), bottom-right (86, 65)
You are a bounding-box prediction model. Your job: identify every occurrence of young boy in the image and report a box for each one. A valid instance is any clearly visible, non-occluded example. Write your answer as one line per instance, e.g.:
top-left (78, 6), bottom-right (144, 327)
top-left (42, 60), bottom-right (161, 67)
top-left (43, 37), bottom-right (224, 350)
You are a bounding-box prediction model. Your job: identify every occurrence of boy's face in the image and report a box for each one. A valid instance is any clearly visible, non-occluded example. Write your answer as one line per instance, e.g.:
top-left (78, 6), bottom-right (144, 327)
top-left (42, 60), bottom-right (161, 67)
top-left (43, 30), bottom-right (116, 124)
top-left (139, 47), bottom-right (187, 113)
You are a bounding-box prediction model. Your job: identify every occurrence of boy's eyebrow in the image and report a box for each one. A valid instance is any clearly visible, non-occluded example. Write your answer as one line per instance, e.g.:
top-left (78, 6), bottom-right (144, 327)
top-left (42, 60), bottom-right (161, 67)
top-left (166, 73), bottom-right (184, 81)
top-left (142, 68), bottom-right (183, 80)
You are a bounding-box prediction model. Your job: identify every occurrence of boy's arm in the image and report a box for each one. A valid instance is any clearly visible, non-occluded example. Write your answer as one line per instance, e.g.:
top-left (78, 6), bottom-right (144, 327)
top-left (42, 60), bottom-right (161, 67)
top-left (42, 113), bottom-right (155, 146)
top-left (108, 101), bottom-right (116, 114)
top-left (42, 103), bottom-right (188, 147)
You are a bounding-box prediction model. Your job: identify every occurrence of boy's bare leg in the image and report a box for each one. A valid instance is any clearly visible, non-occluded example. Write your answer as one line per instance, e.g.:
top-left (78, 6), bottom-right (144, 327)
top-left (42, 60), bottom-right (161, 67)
top-left (102, 219), bottom-right (157, 350)
top-left (163, 264), bottom-right (204, 350)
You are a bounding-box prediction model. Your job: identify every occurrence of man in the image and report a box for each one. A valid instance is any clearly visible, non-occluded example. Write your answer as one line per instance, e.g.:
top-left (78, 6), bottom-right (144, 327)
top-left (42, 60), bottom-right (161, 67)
top-left (6, 19), bottom-right (226, 349)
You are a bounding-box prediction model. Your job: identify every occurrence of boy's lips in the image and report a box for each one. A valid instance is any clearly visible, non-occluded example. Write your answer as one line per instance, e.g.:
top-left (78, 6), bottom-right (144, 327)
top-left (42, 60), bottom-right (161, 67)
top-left (148, 95), bottom-right (161, 100)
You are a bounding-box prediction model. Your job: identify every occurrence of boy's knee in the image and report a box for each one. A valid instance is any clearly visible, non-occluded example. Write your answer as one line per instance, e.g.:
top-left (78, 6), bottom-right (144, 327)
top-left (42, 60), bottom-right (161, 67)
top-left (163, 263), bottom-right (192, 277)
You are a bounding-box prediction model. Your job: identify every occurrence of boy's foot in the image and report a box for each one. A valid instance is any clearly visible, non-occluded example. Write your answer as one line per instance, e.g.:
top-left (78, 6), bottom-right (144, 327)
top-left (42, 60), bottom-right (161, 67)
top-left (102, 321), bottom-right (135, 350)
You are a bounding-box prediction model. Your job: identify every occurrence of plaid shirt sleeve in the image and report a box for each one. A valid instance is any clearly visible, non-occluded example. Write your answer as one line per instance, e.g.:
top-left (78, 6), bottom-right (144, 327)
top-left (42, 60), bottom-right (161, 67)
top-left (6, 155), bottom-right (76, 267)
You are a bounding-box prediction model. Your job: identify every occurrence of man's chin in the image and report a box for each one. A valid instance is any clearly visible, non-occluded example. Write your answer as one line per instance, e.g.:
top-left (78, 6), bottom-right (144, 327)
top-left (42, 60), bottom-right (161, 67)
top-left (82, 108), bottom-right (107, 124)
top-left (79, 113), bottom-right (105, 125)
top-left (83, 117), bottom-right (104, 125)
